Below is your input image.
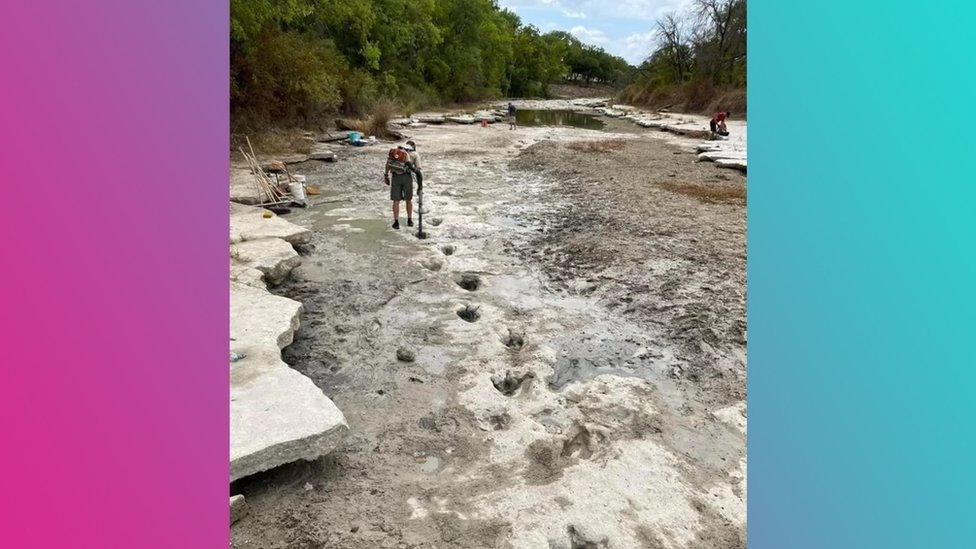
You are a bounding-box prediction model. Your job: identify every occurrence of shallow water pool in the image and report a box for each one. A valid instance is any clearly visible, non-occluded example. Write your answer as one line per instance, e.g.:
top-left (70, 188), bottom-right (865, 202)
top-left (515, 109), bottom-right (605, 130)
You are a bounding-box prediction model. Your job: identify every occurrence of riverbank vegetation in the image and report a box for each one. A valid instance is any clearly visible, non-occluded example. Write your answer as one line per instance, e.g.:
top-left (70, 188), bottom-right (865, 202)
top-left (231, 0), bottom-right (632, 129)
top-left (620, 0), bottom-right (746, 115)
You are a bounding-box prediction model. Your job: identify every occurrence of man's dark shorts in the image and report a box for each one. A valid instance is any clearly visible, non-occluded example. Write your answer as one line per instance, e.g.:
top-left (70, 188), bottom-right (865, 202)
top-left (390, 172), bottom-right (413, 201)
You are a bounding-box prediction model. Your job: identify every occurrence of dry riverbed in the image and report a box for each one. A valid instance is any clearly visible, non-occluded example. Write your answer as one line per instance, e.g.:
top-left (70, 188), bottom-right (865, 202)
top-left (230, 112), bottom-right (746, 548)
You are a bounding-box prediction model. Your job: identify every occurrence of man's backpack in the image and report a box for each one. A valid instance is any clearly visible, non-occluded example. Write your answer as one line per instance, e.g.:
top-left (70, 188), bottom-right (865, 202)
top-left (388, 147), bottom-right (410, 175)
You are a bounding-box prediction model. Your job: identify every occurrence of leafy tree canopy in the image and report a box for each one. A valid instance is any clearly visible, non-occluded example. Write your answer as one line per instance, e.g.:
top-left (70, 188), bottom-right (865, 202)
top-left (231, 0), bottom-right (633, 125)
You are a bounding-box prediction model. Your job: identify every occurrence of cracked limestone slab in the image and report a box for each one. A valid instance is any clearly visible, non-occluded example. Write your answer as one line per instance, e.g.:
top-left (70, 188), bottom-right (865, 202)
top-left (697, 142), bottom-right (724, 152)
top-left (230, 281), bottom-right (302, 352)
top-left (308, 143), bottom-right (336, 161)
top-left (636, 119), bottom-right (667, 129)
top-left (572, 97), bottom-right (609, 106)
top-left (230, 261), bottom-right (265, 289)
top-left (609, 104), bottom-right (638, 113)
top-left (229, 281), bottom-right (349, 481)
top-left (259, 154), bottom-right (309, 169)
top-left (230, 203), bottom-right (311, 245)
top-left (715, 158), bottom-right (747, 171)
top-left (230, 238), bottom-right (301, 285)
top-left (698, 150), bottom-right (747, 162)
top-left (414, 113), bottom-right (445, 124)
top-left (230, 350), bottom-right (349, 482)
top-left (662, 122), bottom-right (708, 134)
top-left (230, 166), bottom-right (264, 205)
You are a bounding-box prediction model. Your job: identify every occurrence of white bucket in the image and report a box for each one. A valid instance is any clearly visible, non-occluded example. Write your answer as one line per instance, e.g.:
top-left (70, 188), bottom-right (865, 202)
top-left (288, 175), bottom-right (307, 203)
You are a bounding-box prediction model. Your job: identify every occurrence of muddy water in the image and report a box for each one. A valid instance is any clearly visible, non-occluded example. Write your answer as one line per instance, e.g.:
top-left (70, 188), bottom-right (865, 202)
top-left (515, 109), bottom-right (605, 129)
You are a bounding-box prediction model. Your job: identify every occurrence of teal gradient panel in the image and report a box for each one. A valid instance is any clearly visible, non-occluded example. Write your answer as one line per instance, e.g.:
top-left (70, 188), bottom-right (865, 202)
top-left (750, 1), bottom-right (976, 547)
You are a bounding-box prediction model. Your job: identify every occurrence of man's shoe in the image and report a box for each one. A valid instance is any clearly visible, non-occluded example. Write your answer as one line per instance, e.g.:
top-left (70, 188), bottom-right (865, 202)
top-left (392, 219), bottom-right (400, 229)
top-left (407, 218), bottom-right (414, 227)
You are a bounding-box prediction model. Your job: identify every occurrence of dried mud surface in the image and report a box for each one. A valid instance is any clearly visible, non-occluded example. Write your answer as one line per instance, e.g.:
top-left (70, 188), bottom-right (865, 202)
top-left (231, 119), bottom-right (746, 549)
top-left (508, 138), bottom-right (746, 407)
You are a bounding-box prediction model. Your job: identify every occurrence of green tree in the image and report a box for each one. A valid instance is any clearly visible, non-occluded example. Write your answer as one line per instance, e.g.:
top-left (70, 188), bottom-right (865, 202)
top-left (230, 0), bottom-right (635, 125)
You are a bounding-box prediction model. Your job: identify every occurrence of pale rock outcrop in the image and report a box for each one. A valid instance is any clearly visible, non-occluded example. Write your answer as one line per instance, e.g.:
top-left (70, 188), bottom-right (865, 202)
top-left (231, 238), bottom-right (301, 285)
top-left (229, 281), bottom-right (349, 481)
top-left (230, 281), bottom-right (302, 351)
top-left (230, 350), bottom-right (348, 481)
top-left (230, 166), bottom-right (264, 205)
top-left (230, 203), bottom-right (311, 245)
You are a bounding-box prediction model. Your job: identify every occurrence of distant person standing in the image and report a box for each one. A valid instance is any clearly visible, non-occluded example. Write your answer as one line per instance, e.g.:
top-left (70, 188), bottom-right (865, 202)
top-left (710, 110), bottom-right (730, 137)
top-left (507, 102), bottom-right (517, 130)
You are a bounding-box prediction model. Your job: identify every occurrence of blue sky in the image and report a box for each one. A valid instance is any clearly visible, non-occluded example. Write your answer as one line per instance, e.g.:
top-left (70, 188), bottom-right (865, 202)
top-left (498, 0), bottom-right (694, 65)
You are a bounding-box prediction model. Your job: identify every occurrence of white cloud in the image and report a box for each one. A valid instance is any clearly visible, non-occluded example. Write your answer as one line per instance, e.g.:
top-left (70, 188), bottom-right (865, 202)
top-left (615, 0), bottom-right (695, 21)
top-left (501, 0), bottom-right (589, 19)
top-left (502, 0), bottom-right (694, 21)
top-left (620, 30), bottom-right (659, 64)
top-left (570, 25), bottom-right (610, 45)
top-left (571, 24), bottom-right (660, 64)
top-left (501, 0), bottom-right (702, 65)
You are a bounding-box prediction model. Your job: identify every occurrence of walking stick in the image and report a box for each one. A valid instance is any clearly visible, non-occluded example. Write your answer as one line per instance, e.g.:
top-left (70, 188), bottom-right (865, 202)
top-left (415, 169), bottom-right (427, 239)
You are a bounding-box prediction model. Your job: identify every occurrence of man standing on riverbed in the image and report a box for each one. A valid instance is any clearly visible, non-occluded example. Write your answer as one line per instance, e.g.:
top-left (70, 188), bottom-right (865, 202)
top-left (507, 102), bottom-right (517, 130)
top-left (384, 140), bottom-right (422, 229)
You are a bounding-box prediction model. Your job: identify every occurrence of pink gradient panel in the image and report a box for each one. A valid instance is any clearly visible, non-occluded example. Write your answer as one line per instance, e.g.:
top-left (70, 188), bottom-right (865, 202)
top-left (1, 2), bottom-right (228, 546)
